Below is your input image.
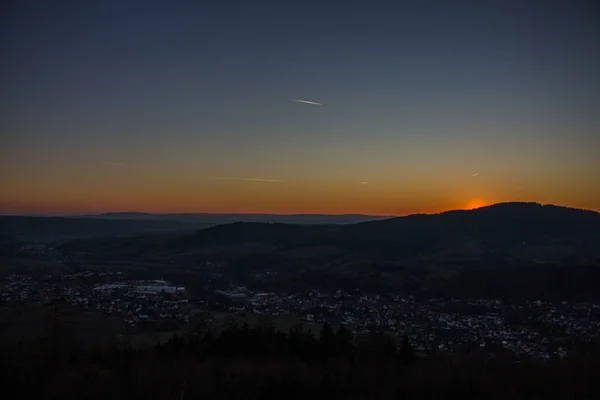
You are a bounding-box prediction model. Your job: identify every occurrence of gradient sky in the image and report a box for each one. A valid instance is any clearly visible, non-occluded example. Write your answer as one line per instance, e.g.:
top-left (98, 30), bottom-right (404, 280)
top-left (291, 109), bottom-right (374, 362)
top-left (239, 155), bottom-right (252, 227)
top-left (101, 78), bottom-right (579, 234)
top-left (1, 0), bottom-right (599, 215)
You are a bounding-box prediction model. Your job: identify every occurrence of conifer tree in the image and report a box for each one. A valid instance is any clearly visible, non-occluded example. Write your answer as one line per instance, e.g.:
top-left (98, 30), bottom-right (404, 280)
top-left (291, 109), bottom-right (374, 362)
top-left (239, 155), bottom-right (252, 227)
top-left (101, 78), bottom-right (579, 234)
top-left (319, 323), bottom-right (335, 359)
top-left (334, 323), bottom-right (352, 356)
top-left (398, 334), bottom-right (416, 365)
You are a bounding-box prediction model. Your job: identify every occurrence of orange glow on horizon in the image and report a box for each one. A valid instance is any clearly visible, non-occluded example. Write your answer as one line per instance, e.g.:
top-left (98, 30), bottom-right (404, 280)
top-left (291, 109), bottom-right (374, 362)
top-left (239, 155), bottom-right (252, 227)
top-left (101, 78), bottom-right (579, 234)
top-left (464, 199), bottom-right (487, 210)
top-left (0, 201), bottom-right (443, 217)
top-left (1, 193), bottom-right (599, 217)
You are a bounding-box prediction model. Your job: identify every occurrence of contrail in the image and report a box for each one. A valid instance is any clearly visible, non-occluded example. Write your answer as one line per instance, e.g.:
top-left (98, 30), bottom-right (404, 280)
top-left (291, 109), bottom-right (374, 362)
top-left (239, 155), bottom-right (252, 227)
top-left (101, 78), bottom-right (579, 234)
top-left (289, 98), bottom-right (323, 106)
top-left (209, 176), bottom-right (283, 183)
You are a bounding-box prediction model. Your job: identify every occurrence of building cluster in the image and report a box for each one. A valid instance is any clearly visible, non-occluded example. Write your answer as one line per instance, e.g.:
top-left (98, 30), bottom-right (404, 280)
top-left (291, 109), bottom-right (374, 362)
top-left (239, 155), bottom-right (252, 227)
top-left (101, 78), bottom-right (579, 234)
top-left (212, 286), bottom-right (600, 360)
top-left (88, 281), bottom-right (196, 328)
top-left (93, 280), bottom-right (185, 295)
top-left (15, 243), bottom-right (63, 260)
top-left (1, 272), bottom-right (199, 330)
top-left (16, 242), bottom-right (90, 260)
top-left (3, 271), bottom-right (599, 360)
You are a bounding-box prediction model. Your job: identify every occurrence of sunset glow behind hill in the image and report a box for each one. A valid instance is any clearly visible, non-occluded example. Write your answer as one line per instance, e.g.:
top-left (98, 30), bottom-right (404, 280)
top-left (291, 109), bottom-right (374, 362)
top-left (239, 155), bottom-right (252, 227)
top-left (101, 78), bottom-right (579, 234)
top-left (464, 199), bottom-right (488, 211)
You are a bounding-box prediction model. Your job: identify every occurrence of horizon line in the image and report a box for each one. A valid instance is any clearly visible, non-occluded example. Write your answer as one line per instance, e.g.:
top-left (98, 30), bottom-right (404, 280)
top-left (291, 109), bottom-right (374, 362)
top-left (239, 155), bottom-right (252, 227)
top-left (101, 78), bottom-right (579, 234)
top-left (2, 202), bottom-right (598, 218)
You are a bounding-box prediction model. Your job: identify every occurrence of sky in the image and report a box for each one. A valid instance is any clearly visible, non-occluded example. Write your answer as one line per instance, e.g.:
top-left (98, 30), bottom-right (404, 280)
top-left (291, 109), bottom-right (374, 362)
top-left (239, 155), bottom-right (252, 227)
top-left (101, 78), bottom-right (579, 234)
top-left (1, 0), bottom-right (599, 215)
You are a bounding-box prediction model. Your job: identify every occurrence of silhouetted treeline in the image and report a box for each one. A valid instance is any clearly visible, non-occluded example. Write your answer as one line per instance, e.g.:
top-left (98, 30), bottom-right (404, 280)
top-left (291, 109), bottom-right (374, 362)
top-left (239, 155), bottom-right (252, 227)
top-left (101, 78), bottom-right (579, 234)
top-left (2, 320), bottom-right (600, 399)
top-left (151, 321), bottom-right (413, 365)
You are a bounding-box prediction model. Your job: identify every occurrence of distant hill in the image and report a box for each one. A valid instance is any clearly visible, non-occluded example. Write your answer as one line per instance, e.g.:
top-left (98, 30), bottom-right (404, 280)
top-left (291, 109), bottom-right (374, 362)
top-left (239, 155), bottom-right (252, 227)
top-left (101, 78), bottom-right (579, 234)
top-left (79, 212), bottom-right (391, 225)
top-left (160, 202), bottom-right (600, 263)
top-left (53, 202), bottom-right (600, 300)
top-left (0, 212), bottom-right (390, 242)
top-left (0, 234), bottom-right (17, 243)
top-left (59, 202), bottom-right (600, 266)
top-left (0, 216), bottom-right (213, 242)
top-left (83, 212), bottom-right (157, 219)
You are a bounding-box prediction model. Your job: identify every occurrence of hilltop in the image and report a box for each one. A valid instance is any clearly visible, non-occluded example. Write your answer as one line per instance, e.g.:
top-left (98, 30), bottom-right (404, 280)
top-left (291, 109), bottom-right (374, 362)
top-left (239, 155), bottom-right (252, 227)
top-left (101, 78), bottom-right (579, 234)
top-left (81, 212), bottom-right (391, 224)
top-left (155, 202), bottom-right (600, 264)
top-left (0, 215), bottom-right (212, 242)
top-left (50, 202), bottom-right (600, 300)
top-left (0, 213), bottom-right (390, 242)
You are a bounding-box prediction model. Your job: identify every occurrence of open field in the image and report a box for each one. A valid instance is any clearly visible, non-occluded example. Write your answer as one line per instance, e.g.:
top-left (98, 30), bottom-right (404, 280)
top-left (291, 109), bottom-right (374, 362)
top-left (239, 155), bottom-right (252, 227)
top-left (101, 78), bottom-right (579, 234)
top-left (211, 311), bottom-right (330, 333)
top-left (0, 304), bottom-right (123, 355)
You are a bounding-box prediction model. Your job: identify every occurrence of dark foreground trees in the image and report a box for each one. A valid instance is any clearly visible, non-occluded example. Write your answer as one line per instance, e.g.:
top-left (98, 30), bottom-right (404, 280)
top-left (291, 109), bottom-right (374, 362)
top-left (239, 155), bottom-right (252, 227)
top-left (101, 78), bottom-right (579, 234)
top-left (1, 321), bottom-right (599, 399)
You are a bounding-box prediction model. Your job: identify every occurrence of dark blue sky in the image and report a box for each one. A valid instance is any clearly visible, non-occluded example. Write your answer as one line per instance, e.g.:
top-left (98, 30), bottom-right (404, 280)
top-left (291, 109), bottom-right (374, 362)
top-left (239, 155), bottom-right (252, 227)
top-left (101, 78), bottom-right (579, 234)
top-left (1, 0), bottom-right (599, 214)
